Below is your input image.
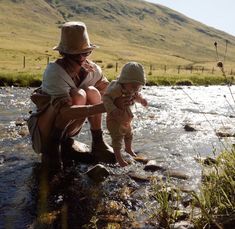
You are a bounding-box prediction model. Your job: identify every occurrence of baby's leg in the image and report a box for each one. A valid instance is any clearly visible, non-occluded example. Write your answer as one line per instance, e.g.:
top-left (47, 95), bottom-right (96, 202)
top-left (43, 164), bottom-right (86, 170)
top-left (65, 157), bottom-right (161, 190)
top-left (107, 119), bottom-right (128, 167)
top-left (124, 128), bottom-right (137, 157)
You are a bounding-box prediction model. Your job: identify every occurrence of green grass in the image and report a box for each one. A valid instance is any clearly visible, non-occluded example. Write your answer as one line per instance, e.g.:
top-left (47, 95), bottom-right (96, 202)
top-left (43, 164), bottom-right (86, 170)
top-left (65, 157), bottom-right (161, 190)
top-left (149, 150), bottom-right (235, 229)
top-left (192, 150), bottom-right (235, 228)
top-left (0, 64), bottom-right (233, 87)
top-left (0, 72), bottom-right (42, 87)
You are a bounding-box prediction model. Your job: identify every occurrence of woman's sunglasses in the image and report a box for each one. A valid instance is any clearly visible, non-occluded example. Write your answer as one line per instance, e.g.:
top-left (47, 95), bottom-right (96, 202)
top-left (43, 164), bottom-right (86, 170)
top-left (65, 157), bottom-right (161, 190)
top-left (79, 51), bottom-right (92, 57)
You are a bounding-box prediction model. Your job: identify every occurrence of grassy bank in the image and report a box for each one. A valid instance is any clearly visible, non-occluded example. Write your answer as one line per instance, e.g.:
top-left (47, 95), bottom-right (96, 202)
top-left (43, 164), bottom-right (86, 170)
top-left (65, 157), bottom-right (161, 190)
top-left (150, 150), bottom-right (235, 229)
top-left (0, 72), bottom-right (42, 87)
top-left (0, 69), bottom-right (234, 87)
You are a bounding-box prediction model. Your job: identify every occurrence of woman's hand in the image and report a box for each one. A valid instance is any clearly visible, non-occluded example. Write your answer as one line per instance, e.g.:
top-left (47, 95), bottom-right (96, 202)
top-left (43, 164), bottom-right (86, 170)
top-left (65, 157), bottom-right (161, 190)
top-left (81, 60), bottom-right (95, 72)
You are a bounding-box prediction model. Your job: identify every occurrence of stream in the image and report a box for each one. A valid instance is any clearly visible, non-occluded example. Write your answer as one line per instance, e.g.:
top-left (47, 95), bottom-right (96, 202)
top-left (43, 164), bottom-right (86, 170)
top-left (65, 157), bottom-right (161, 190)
top-left (0, 86), bottom-right (235, 228)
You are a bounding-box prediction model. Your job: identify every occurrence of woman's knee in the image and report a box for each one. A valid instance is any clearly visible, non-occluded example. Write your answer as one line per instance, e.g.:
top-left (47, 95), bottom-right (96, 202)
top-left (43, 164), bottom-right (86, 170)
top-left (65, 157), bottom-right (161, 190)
top-left (86, 86), bottom-right (101, 104)
top-left (70, 88), bottom-right (87, 105)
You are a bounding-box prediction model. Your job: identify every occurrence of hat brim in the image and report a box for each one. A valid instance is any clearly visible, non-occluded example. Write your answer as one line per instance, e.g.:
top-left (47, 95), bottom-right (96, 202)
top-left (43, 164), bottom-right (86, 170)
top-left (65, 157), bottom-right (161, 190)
top-left (53, 43), bottom-right (98, 54)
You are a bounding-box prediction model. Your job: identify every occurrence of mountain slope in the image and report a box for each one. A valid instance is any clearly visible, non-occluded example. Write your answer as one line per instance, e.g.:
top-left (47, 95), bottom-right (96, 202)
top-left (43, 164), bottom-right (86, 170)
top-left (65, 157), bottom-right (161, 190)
top-left (0, 0), bottom-right (235, 73)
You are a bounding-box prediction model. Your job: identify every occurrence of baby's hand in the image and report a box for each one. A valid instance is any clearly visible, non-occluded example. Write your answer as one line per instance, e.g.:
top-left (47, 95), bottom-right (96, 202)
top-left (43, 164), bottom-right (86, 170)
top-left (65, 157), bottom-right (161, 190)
top-left (141, 98), bottom-right (148, 107)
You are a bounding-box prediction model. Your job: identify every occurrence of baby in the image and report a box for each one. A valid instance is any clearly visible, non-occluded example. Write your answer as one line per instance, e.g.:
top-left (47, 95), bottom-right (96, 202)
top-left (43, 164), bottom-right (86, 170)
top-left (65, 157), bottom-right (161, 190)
top-left (103, 62), bottom-right (148, 167)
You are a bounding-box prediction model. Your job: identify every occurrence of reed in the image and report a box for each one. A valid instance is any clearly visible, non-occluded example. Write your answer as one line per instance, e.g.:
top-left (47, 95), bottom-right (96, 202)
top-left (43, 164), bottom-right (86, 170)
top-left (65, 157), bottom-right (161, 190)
top-left (151, 179), bottom-right (182, 228)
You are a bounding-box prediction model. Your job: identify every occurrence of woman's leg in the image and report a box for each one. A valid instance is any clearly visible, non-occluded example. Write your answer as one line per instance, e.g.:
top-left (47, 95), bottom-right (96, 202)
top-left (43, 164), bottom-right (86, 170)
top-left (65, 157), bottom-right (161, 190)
top-left (65, 88), bottom-right (87, 136)
top-left (86, 86), bottom-right (115, 163)
top-left (37, 89), bottom-right (88, 170)
top-left (86, 86), bottom-right (102, 130)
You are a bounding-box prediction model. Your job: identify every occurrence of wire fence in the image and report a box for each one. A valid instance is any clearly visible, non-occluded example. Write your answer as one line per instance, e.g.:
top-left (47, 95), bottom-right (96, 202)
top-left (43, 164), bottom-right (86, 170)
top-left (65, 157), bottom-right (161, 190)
top-left (1, 55), bottom-right (235, 76)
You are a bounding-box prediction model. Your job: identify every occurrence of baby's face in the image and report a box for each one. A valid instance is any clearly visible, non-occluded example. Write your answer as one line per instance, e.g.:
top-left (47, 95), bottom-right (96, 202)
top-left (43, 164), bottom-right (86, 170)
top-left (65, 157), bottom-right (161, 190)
top-left (123, 82), bottom-right (142, 93)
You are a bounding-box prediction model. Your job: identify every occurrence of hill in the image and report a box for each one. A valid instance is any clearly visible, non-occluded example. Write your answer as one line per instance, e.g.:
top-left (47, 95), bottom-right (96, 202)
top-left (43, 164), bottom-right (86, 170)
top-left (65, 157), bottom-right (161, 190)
top-left (0, 0), bottom-right (235, 76)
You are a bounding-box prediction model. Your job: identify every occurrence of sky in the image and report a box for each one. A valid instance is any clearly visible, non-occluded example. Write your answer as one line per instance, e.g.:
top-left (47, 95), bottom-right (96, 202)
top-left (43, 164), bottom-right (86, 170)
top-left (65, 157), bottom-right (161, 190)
top-left (145, 0), bottom-right (235, 36)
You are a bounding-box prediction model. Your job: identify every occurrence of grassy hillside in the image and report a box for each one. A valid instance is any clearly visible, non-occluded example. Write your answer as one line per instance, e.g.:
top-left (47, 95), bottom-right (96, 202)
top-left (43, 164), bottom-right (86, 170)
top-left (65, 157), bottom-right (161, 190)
top-left (0, 0), bottom-right (235, 79)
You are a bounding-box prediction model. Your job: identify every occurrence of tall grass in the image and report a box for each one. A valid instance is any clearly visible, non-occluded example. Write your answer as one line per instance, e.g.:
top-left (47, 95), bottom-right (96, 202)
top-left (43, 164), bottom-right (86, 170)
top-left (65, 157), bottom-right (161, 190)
top-left (192, 150), bottom-right (235, 228)
top-left (151, 150), bottom-right (235, 228)
top-left (151, 178), bottom-right (182, 228)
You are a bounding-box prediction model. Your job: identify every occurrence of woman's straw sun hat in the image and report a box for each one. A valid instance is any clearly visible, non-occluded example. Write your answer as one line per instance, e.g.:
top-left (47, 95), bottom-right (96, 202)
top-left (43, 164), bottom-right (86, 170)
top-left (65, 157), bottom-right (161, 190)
top-left (53, 21), bottom-right (96, 55)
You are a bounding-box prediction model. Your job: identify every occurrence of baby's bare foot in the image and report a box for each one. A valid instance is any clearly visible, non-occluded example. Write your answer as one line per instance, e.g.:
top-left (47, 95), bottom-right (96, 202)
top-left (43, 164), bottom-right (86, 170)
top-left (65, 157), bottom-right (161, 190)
top-left (119, 159), bottom-right (129, 167)
top-left (125, 149), bottom-right (137, 157)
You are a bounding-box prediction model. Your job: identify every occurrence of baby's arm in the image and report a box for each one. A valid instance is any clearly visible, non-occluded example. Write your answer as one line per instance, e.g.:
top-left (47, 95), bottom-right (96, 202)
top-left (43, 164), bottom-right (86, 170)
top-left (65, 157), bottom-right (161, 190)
top-left (134, 92), bottom-right (148, 107)
top-left (103, 82), bottom-right (123, 116)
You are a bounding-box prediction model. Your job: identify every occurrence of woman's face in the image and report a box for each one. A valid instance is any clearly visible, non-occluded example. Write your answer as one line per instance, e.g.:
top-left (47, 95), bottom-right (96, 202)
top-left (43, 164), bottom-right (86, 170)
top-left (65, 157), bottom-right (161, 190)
top-left (68, 51), bottom-right (92, 65)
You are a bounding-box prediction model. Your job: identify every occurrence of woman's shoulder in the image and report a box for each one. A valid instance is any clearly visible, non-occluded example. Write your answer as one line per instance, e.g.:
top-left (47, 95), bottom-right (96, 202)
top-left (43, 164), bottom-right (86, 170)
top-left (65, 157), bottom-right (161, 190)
top-left (44, 62), bottom-right (65, 75)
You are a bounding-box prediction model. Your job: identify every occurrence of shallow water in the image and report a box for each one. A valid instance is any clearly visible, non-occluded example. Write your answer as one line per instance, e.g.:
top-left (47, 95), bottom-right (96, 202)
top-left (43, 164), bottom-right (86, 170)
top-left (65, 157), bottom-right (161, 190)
top-left (0, 86), bottom-right (235, 227)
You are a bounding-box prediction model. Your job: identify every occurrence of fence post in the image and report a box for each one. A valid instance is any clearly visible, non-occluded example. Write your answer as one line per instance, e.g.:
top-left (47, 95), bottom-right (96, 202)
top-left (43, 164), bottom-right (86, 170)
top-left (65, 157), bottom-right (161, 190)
top-left (178, 65), bottom-right (181, 74)
top-left (23, 56), bottom-right (25, 68)
top-left (115, 62), bottom-right (118, 72)
top-left (164, 65), bottom-right (166, 73)
top-left (201, 67), bottom-right (204, 74)
top-left (149, 64), bottom-right (152, 75)
top-left (230, 69), bottom-right (233, 75)
top-left (212, 67), bottom-right (214, 74)
top-left (47, 56), bottom-right (49, 65)
top-left (190, 66), bottom-right (193, 73)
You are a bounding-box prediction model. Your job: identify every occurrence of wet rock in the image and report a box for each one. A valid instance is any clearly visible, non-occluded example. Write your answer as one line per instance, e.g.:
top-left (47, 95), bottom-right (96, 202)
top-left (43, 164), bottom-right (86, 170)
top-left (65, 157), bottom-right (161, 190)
top-left (144, 160), bottom-right (166, 172)
top-left (133, 155), bottom-right (149, 164)
top-left (15, 119), bottom-right (26, 126)
top-left (170, 220), bottom-right (194, 229)
top-left (18, 126), bottom-right (29, 137)
top-left (128, 172), bottom-right (151, 182)
top-left (123, 153), bottom-right (135, 165)
top-left (184, 124), bottom-right (197, 132)
top-left (194, 156), bottom-right (217, 166)
top-left (174, 210), bottom-right (189, 221)
top-left (98, 214), bottom-right (125, 223)
top-left (216, 131), bottom-right (235, 137)
top-left (181, 195), bottom-right (193, 207)
top-left (0, 155), bottom-right (5, 165)
top-left (61, 139), bottom-right (94, 163)
top-left (203, 157), bottom-right (217, 165)
top-left (164, 169), bottom-right (189, 180)
top-left (84, 164), bottom-right (110, 182)
top-left (172, 86), bottom-right (183, 90)
top-left (70, 139), bottom-right (90, 152)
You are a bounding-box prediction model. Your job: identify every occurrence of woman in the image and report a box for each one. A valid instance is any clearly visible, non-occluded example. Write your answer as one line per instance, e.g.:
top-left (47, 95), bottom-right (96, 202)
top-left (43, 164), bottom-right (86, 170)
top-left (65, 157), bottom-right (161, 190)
top-left (28, 21), bottom-right (127, 170)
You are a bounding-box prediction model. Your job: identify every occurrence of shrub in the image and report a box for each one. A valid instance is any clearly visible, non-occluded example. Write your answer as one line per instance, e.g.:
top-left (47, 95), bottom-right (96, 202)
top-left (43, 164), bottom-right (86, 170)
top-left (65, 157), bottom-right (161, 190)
top-left (175, 79), bottom-right (193, 86)
top-left (106, 63), bottom-right (114, 69)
